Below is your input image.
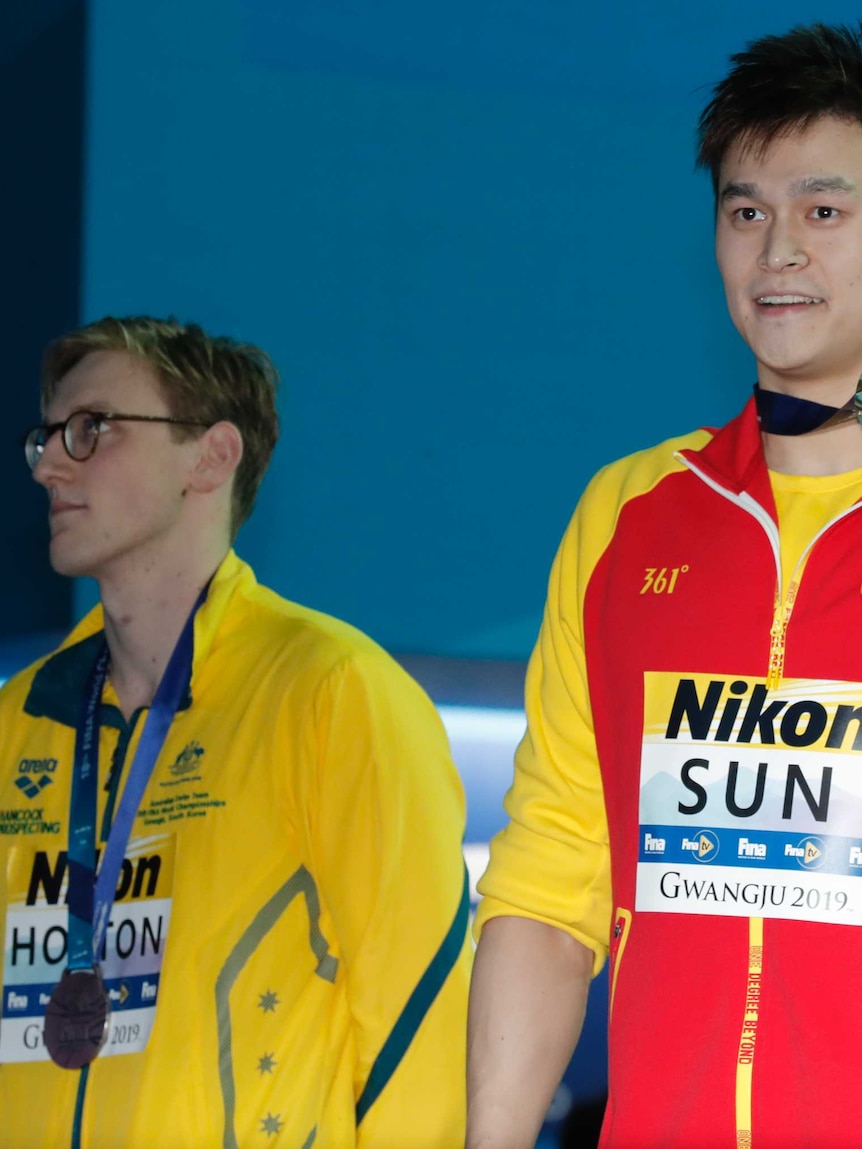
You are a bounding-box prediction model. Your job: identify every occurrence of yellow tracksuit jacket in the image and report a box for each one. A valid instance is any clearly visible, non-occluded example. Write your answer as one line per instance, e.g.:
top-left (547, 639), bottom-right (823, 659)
top-left (0, 552), bottom-right (470, 1148)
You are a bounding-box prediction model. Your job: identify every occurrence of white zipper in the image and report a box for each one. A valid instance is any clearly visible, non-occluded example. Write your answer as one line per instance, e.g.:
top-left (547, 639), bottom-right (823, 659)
top-left (674, 452), bottom-right (782, 582)
top-left (675, 452), bottom-right (862, 687)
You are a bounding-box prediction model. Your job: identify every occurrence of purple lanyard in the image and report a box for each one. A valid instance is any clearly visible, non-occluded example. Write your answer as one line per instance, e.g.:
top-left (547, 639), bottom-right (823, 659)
top-left (66, 587), bottom-right (206, 969)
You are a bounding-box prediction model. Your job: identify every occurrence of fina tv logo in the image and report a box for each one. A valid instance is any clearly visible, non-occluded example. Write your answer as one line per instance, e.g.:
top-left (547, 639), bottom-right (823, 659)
top-left (681, 830), bottom-right (720, 863)
top-left (784, 836), bottom-right (827, 870)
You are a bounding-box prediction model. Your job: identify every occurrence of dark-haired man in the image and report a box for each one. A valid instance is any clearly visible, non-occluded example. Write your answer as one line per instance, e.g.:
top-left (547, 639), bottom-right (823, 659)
top-left (468, 22), bottom-right (862, 1149)
top-left (0, 317), bottom-right (471, 1147)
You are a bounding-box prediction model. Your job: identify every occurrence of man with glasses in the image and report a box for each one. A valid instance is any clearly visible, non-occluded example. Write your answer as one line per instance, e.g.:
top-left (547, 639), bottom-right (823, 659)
top-left (0, 316), bottom-right (470, 1148)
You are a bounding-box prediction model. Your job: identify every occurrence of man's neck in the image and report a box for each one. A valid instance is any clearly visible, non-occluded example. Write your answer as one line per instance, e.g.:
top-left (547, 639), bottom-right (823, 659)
top-left (763, 417), bottom-right (862, 476)
top-left (98, 548), bottom-right (228, 720)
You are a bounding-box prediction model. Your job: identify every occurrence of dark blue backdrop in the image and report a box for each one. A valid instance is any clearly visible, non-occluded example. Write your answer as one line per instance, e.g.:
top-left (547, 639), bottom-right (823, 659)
top-left (1, 1), bottom-right (82, 637)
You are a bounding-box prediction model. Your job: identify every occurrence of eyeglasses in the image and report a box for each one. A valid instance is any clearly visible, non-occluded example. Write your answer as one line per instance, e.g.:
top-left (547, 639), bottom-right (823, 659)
top-left (23, 410), bottom-right (212, 471)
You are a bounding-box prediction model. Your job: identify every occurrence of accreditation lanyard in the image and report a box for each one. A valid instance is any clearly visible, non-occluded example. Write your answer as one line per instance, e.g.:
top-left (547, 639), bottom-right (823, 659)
top-left (66, 588), bottom-right (207, 971)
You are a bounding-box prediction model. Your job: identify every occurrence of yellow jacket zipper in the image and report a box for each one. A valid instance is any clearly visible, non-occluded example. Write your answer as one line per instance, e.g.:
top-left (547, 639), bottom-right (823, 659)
top-left (765, 581), bottom-right (797, 691)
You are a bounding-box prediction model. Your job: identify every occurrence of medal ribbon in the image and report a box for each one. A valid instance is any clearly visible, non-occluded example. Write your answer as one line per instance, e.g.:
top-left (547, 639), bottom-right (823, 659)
top-left (66, 586), bottom-right (208, 971)
top-left (753, 381), bottom-right (862, 436)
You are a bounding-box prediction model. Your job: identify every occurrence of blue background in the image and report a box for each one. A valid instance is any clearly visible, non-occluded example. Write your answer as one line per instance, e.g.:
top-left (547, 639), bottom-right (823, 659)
top-left (73, 0), bottom-right (756, 647)
top-left (71, 0), bottom-right (860, 655)
top-left (6, 0), bottom-right (862, 658)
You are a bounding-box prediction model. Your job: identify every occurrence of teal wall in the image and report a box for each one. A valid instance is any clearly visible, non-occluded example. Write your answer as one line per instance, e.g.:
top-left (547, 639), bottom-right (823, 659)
top-left (11, 1), bottom-right (862, 657)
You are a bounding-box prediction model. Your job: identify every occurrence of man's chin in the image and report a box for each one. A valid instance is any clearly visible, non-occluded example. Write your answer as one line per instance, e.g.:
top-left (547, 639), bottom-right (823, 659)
top-left (48, 543), bottom-right (99, 580)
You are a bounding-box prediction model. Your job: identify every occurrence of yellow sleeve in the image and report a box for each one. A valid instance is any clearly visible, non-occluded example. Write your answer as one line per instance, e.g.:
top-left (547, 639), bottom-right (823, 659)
top-left (307, 650), bottom-right (471, 1148)
top-left (474, 433), bottom-right (709, 973)
top-left (474, 498), bottom-right (613, 975)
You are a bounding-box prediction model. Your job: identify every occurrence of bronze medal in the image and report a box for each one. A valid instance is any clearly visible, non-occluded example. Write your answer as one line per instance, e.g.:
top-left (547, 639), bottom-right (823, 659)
top-left (44, 967), bottom-right (110, 1069)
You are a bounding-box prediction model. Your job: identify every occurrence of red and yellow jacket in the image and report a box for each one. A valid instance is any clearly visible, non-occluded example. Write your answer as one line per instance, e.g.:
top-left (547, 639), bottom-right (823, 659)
top-left (478, 397), bottom-right (862, 1149)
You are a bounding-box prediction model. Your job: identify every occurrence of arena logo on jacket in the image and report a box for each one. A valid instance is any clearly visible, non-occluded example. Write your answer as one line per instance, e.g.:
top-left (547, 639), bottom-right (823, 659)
top-left (0, 759), bottom-right (64, 838)
top-left (0, 834), bottom-right (176, 1062)
top-left (637, 673), bottom-right (862, 925)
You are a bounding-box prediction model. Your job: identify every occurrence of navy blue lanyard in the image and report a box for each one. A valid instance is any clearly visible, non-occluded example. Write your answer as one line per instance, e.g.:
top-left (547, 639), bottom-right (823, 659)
top-left (66, 588), bottom-right (207, 970)
top-left (753, 381), bottom-right (859, 435)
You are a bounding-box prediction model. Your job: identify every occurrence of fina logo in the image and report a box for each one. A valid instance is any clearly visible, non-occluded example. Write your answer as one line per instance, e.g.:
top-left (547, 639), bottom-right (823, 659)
top-left (681, 830), bottom-right (720, 863)
top-left (6, 989), bottom-right (28, 1012)
top-left (784, 836), bottom-right (827, 870)
top-left (737, 838), bottom-right (767, 859)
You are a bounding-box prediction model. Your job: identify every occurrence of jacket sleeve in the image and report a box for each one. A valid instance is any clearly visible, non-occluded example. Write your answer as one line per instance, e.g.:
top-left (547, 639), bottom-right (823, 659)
top-left (305, 649), bottom-right (471, 1148)
top-left (474, 495), bottom-right (613, 975)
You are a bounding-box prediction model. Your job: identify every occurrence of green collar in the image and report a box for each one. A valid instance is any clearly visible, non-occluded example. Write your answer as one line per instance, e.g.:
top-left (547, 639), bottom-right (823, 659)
top-left (24, 631), bottom-right (192, 729)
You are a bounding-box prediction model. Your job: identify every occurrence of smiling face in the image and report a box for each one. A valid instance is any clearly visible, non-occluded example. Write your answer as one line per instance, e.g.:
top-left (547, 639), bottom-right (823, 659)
top-left (32, 349), bottom-right (207, 580)
top-left (715, 115), bottom-right (862, 403)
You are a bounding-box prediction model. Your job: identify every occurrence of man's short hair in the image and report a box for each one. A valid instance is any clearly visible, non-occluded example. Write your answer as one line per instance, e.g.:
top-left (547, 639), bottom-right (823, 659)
top-left (42, 316), bottom-right (280, 537)
top-left (697, 22), bottom-right (862, 193)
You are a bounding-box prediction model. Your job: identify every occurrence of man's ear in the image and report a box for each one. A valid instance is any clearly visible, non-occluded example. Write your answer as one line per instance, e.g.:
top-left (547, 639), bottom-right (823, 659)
top-left (188, 421), bottom-right (243, 494)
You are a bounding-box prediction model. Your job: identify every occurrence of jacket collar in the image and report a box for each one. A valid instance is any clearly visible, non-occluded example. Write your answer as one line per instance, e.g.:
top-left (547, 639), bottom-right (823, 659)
top-left (25, 631), bottom-right (113, 728)
top-left (679, 395), bottom-right (776, 518)
top-left (23, 550), bottom-right (255, 728)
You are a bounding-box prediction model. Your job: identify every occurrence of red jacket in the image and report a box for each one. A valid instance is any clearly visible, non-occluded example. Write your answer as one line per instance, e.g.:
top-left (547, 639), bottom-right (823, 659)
top-left (478, 397), bottom-right (862, 1148)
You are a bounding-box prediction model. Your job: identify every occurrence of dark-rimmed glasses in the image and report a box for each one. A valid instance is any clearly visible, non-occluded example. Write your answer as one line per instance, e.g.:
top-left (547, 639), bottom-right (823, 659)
top-left (23, 410), bottom-right (213, 471)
